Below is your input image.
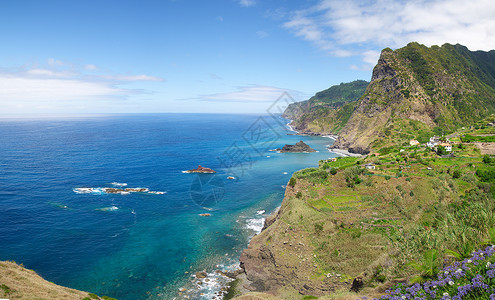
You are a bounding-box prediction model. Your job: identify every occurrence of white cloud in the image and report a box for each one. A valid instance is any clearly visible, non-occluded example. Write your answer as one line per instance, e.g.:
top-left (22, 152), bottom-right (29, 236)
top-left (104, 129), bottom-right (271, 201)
top-left (102, 74), bottom-right (164, 82)
top-left (256, 30), bottom-right (269, 38)
top-left (200, 85), bottom-right (304, 103)
top-left (0, 75), bottom-right (124, 101)
top-left (84, 64), bottom-right (98, 70)
top-left (47, 58), bottom-right (67, 67)
top-left (239, 0), bottom-right (256, 8)
top-left (284, 0), bottom-right (495, 68)
top-left (0, 61), bottom-right (165, 113)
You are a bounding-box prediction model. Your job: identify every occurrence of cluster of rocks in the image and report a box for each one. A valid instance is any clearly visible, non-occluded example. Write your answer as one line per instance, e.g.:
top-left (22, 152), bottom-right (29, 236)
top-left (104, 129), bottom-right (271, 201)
top-left (183, 165), bottom-right (216, 173)
top-left (275, 141), bottom-right (316, 153)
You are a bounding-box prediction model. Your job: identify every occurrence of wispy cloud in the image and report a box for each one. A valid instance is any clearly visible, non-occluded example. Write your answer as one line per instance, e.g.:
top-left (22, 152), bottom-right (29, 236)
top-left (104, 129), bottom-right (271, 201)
top-left (284, 0), bottom-right (495, 69)
top-left (239, 0), bottom-right (256, 8)
top-left (0, 60), bottom-right (164, 112)
top-left (199, 85), bottom-right (305, 103)
top-left (101, 74), bottom-right (164, 82)
top-left (84, 64), bottom-right (98, 70)
top-left (256, 30), bottom-right (269, 38)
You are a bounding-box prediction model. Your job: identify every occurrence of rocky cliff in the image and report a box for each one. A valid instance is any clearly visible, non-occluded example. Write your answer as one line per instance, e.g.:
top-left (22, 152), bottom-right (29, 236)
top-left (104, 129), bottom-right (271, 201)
top-left (332, 43), bottom-right (495, 153)
top-left (283, 80), bottom-right (368, 135)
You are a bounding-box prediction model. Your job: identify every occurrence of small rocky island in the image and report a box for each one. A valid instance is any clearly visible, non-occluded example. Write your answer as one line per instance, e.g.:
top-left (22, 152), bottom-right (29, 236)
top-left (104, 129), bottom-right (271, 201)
top-left (183, 165), bottom-right (216, 173)
top-left (275, 141), bottom-right (316, 153)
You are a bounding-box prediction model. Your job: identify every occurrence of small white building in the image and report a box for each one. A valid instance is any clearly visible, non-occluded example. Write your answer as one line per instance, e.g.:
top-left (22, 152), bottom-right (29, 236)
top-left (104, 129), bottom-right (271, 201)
top-left (427, 136), bottom-right (440, 148)
top-left (409, 139), bottom-right (420, 146)
top-left (365, 163), bottom-right (376, 170)
top-left (439, 143), bottom-right (452, 152)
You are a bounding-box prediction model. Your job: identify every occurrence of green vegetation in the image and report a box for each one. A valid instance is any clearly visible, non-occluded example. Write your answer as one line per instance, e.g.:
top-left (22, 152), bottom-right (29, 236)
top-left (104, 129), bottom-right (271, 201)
top-left (461, 134), bottom-right (495, 143)
top-left (224, 278), bottom-right (242, 300)
top-left (283, 80), bottom-right (368, 134)
top-left (252, 118), bottom-right (495, 299)
top-left (293, 167), bottom-right (328, 183)
top-left (0, 284), bottom-right (14, 297)
top-left (406, 249), bottom-right (440, 283)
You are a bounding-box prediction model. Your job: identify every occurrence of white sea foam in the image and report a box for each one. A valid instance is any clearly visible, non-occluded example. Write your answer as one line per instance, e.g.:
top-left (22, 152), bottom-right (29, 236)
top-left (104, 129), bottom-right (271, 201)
top-left (283, 172), bottom-right (288, 174)
top-left (286, 121), bottom-right (299, 133)
top-left (256, 210), bottom-right (265, 215)
top-left (97, 206), bottom-right (119, 212)
top-left (189, 262), bottom-right (239, 300)
top-left (73, 185), bottom-right (164, 195)
top-left (245, 217), bottom-right (265, 234)
top-left (73, 187), bottom-right (93, 194)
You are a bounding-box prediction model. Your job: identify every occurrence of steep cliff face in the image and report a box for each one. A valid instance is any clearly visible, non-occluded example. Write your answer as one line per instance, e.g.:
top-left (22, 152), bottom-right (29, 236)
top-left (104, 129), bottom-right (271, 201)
top-left (283, 80), bottom-right (368, 135)
top-left (332, 43), bottom-right (495, 153)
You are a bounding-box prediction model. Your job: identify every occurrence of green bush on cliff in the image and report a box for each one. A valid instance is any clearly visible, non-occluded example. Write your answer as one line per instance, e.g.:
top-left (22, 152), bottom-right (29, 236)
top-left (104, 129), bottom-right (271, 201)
top-left (288, 177), bottom-right (297, 187)
top-left (294, 168), bottom-right (328, 183)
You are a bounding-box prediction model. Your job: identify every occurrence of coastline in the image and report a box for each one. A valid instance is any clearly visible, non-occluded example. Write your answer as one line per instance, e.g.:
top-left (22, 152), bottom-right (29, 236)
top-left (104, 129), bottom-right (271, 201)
top-left (327, 148), bottom-right (363, 157)
top-left (286, 119), bottom-right (360, 157)
top-left (227, 119), bottom-right (365, 298)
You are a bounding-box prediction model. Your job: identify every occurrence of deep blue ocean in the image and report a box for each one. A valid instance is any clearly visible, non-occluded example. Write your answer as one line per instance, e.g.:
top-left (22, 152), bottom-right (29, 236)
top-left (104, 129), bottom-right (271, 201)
top-left (0, 113), bottom-right (336, 299)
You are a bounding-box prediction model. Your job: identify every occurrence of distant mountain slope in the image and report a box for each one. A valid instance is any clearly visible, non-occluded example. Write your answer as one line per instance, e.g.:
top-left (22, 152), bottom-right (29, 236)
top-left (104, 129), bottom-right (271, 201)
top-left (283, 80), bottom-right (368, 134)
top-left (332, 43), bottom-right (495, 154)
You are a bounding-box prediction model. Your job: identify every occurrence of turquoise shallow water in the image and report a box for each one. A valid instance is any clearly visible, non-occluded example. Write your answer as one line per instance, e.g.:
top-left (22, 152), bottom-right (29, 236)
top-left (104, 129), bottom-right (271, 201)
top-left (0, 113), bottom-right (337, 299)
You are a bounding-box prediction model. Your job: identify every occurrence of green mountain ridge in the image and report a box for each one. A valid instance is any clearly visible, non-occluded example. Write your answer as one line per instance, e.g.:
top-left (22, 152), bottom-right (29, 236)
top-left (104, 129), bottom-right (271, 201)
top-left (283, 80), bottom-right (369, 135)
top-left (285, 43), bottom-right (495, 154)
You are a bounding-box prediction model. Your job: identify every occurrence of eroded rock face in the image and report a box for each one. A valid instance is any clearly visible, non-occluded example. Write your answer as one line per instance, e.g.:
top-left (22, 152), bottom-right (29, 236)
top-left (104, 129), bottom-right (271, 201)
top-left (238, 198), bottom-right (348, 296)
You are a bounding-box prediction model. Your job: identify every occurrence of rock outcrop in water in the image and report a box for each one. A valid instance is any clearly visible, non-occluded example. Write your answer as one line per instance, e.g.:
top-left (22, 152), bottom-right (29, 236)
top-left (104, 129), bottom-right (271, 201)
top-left (183, 165), bottom-right (216, 173)
top-left (276, 141), bottom-right (316, 153)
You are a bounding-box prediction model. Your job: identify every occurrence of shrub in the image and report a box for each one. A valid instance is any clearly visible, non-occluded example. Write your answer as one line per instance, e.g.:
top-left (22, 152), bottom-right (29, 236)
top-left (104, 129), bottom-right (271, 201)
top-left (359, 245), bottom-right (495, 300)
top-left (0, 284), bottom-right (13, 296)
top-left (314, 223), bottom-right (323, 234)
top-left (483, 154), bottom-right (493, 164)
top-left (452, 169), bottom-right (461, 179)
top-left (296, 191), bottom-right (302, 199)
top-left (329, 167), bottom-right (337, 175)
top-left (294, 168), bottom-right (328, 183)
top-left (288, 177), bottom-right (297, 187)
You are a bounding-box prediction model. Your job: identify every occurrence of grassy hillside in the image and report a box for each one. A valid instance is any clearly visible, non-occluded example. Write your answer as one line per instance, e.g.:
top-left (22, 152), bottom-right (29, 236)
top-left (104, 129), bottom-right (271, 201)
top-left (236, 123), bottom-right (495, 299)
top-left (0, 260), bottom-right (114, 300)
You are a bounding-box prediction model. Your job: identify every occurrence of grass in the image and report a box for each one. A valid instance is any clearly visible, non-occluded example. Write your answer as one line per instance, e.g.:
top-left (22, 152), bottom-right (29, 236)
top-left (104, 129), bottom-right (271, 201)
top-left (320, 157), bottom-right (360, 170)
top-left (239, 120), bottom-right (495, 300)
top-left (0, 260), bottom-right (93, 299)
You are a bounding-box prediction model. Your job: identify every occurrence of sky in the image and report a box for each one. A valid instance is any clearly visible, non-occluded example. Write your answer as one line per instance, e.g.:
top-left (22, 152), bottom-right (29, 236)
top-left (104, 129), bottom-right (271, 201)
top-left (1, 0), bottom-right (495, 115)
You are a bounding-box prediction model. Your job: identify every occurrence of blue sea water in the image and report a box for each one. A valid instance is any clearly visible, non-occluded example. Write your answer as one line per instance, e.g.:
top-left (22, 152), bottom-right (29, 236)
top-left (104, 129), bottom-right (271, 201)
top-left (0, 113), bottom-right (337, 299)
